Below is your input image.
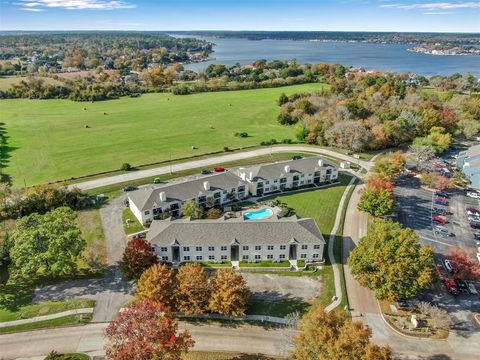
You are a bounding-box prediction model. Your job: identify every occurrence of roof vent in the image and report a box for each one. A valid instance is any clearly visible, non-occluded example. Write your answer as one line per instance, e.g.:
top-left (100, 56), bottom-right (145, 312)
top-left (318, 159), bottom-right (324, 167)
top-left (159, 192), bottom-right (166, 202)
top-left (284, 165), bottom-right (291, 173)
top-left (203, 181), bottom-right (210, 191)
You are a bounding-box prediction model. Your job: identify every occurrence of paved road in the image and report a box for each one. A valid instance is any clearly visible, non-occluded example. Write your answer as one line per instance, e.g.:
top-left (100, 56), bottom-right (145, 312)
top-left (0, 322), bottom-right (296, 360)
top-left (69, 145), bottom-right (370, 190)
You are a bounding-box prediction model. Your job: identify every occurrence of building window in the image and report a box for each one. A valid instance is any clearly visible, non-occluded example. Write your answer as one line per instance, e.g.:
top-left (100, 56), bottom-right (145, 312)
top-left (313, 254), bottom-right (319, 259)
top-left (221, 246), bottom-right (227, 251)
top-left (255, 245), bottom-right (261, 251)
top-left (196, 246), bottom-right (202, 252)
top-left (280, 254), bottom-right (286, 259)
top-left (313, 244), bottom-right (320, 250)
top-left (160, 247), bottom-right (168, 252)
top-left (267, 245), bottom-right (274, 250)
top-left (183, 246), bottom-right (190, 252)
top-left (266, 181), bottom-right (270, 185)
top-left (300, 254), bottom-right (307, 259)
top-left (144, 210), bottom-right (150, 215)
top-left (301, 245), bottom-right (308, 250)
top-left (267, 254), bottom-right (273, 260)
top-left (243, 246), bottom-right (249, 251)
top-left (208, 246), bottom-right (215, 251)
top-left (196, 255), bottom-right (203, 261)
top-left (221, 255), bottom-right (227, 260)
top-left (254, 255), bottom-right (261, 260)
top-left (214, 192), bottom-right (221, 198)
top-left (238, 185), bottom-right (245, 191)
top-left (161, 256), bottom-right (168, 261)
top-left (280, 245), bottom-right (286, 250)
top-left (208, 255), bottom-right (215, 261)
top-left (243, 255), bottom-right (249, 260)
top-left (184, 256), bottom-right (190, 261)
top-left (280, 178), bottom-right (287, 183)
top-left (274, 179), bottom-right (278, 183)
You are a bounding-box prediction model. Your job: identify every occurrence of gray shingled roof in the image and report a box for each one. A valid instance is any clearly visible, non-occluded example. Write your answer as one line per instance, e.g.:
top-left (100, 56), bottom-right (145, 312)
top-left (466, 144), bottom-right (480, 157)
top-left (128, 172), bottom-right (247, 211)
top-left (242, 156), bottom-right (335, 181)
top-left (146, 216), bottom-right (325, 246)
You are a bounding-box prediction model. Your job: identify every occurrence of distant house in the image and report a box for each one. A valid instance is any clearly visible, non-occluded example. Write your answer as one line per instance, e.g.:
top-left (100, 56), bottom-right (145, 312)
top-left (236, 157), bottom-right (338, 197)
top-left (457, 144), bottom-right (480, 189)
top-left (146, 215), bottom-right (325, 265)
top-left (128, 172), bottom-right (248, 225)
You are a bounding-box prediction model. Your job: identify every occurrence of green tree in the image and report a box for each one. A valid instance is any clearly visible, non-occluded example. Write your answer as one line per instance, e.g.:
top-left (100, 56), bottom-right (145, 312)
top-left (358, 188), bottom-right (394, 217)
top-left (10, 207), bottom-right (86, 277)
top-left (182, 200), bottom-right (203, 219)
top-left (348, 220), bottom-right (436, 301)
top-left (293, 304), bottom-right (391, 360)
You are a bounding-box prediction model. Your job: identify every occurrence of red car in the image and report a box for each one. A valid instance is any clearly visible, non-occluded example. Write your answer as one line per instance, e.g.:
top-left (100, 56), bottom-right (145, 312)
top-left (443, 278), bottom-right (459, 295)
top-left (434, 197), bottom-right (449, 205)
top-left (433, 162), bottom-right (443, 169)
top-left (406, 172), bottom-right (416, 178)
top-left (213, 167), bottom-right (225, 172)
top-left (433, 216), bottom-right (449, 224)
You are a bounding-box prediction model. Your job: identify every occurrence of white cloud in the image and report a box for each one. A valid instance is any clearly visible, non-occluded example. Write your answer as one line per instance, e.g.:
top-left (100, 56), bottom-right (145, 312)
top-left (381, 2), bottom-right (480, 10)
top-left (423, 11), bottom-right (454, 14)
top-left (17, 0), bottom-right (136, 10)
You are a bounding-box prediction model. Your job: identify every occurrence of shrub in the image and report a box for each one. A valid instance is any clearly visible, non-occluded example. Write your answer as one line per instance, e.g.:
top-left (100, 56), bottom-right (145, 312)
top-left (121, 163), bottom-right (132, 171)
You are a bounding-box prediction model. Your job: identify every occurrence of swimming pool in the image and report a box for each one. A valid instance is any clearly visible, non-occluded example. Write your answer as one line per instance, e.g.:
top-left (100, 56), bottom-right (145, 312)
top-left (244, 208), bottom-right (273, 220)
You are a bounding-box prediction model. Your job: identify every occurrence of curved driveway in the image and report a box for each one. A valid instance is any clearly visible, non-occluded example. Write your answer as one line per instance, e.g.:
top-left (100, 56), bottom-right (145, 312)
top-left (70, 145), bottom-right (370, 190)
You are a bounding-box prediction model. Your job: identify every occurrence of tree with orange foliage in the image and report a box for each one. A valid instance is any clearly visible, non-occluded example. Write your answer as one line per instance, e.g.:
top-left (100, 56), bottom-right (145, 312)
top-left (293, 304), bottom-right (392, 360)
top-left (209, 268), bottom-right (250, 316)
top-left (440, 107), bottom-right (458, 133)
top-left (448, 247), bottom-right (480, 280)
top-left (105, 300), bottom-right (194, 360)
top-left (120, 237), bottom-right (157, 280)
top-left (176, 263), bottom-right (211, 315)
top-left (366, 176), bottom-right (394, 192)
top-left (137, 264), bottom-right (177, 310)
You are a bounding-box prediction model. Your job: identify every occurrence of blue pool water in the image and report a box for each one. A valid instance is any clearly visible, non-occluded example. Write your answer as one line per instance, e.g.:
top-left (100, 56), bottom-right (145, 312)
top-left (244, 208), bottom-right (273, 220)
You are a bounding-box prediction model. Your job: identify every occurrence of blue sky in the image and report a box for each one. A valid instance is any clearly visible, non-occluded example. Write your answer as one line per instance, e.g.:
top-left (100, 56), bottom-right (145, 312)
top-left (1, 1), bottom-right (479, 32)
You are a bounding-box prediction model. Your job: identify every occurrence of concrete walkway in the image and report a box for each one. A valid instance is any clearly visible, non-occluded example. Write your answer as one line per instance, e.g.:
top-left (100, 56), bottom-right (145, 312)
top-left (324, 176), bottom-right (356, 313)
top-left (69, 145), bottom-right (371, 190)
top-left (0, 308), bottom-right (94, 329)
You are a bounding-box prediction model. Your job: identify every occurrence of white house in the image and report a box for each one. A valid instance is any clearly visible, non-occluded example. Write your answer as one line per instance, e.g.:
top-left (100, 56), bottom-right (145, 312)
top-left (128, 172), bottom-right (248, 225)
top-left (236, 156), bottom-right (338, 197)
top-left (146, 215), bottom-right (325, 265)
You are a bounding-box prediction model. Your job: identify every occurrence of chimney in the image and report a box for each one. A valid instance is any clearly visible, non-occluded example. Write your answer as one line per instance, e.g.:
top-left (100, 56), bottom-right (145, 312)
top-left (249, 172), bottom-right (253, 180)
top-left (240, 172), bottom-right (246, 181)
top-left (318, 159), bottom-right (324, 167)
top-left (203, 181), bottom-right (210, 191)
top-left (284, 165), bottom-right (291, 173)
top-left (159, 192), bottom-right (166, 202)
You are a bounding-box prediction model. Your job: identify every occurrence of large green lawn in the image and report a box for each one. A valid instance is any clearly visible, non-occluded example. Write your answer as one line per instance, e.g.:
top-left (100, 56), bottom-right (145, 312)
top-left (0, 83), bottom-right (325, 187)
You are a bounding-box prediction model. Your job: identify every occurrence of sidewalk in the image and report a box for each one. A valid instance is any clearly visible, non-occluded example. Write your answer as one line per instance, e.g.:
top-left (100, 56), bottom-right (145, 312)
top-left (0, 308), bottom-right (94, 328)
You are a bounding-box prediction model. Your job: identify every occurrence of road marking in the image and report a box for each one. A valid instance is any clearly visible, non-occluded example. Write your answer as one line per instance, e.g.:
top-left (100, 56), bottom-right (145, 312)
top-left (419, 235), bottom-right (452, 247)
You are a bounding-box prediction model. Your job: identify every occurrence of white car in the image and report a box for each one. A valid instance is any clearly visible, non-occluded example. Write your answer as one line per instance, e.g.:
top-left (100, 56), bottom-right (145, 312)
top-left (466, 191), bottom-right (480, 199)
top-left (466, 281), bottom-right (478, 295)
top-left (444, 259), bottom-right (454, 273)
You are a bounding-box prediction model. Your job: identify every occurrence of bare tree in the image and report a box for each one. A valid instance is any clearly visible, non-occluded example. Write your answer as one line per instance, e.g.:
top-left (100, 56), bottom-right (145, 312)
top-left (409, 143), bottom-right (435, 170)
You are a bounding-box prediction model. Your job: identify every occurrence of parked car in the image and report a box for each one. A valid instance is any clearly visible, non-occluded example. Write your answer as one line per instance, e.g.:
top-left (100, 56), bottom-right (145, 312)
top-left (468, 214), bottom-right (480, 223)
top-left (433, 216), bottom-right (449, 224)
top-left (153, 177), bottom-right (161, 184)
top-left (201, 169), bottom-right (212, 175)
top-left (133, 232), bottom-right (146, 239)
top-left (434, 197), bottom-right (449, 205)
top-left (406, 172), bottom-right (416, 178)
top-left (433, 207), bottom-right (451, 215)
top-left (466, 208), bottom-right (480, 216)
top-left (292, 155), bottom-right (303, 160)
top-left (456, 280), bottom-right (469, 293)
top-left (123, 185), bottom-right (138, 192)
top-left (123, 198), bottom-right (129, 207)
top-left (443, 278), bottom-right (459, 295)
top-left (434, 227), bottom-right (454, 237)
top-left (435, 191), bottom-right (449, 198)
top-left (444, 259), bottom-right (454, 273)
top-left (213, 167), bottom-right (226, 172)
top-left (471, 222), bottom-right (480, 229)
top-left (466, 281), bottom-right (478, 295)
top-left (433, 162), bottom-right (443, 169)
top-left (395, 300), bottom-right (410, 310)
top-left (466, 191), bottom-right (480, 199)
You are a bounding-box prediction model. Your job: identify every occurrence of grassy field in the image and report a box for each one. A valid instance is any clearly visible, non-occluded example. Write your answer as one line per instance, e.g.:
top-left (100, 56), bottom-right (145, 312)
top-left (0, 313), bottom-right (92, 334)
top-left (0, 83), bottom-right (326, 187)
top-left (0, 75), bottom-right (63, 91)
top-left (76, 209), bottom-right (107, 272)
top-left (122, 208), bottom-right (145, 235)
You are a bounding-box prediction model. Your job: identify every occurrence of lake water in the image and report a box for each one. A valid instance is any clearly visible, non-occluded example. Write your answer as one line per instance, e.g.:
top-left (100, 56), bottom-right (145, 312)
top-left (179, 36), bottom-right (480, 77)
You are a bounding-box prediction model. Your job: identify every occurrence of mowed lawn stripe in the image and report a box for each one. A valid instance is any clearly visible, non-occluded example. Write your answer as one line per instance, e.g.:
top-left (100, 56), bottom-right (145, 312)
top-left (0, 83), bottom-right (325, 187)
